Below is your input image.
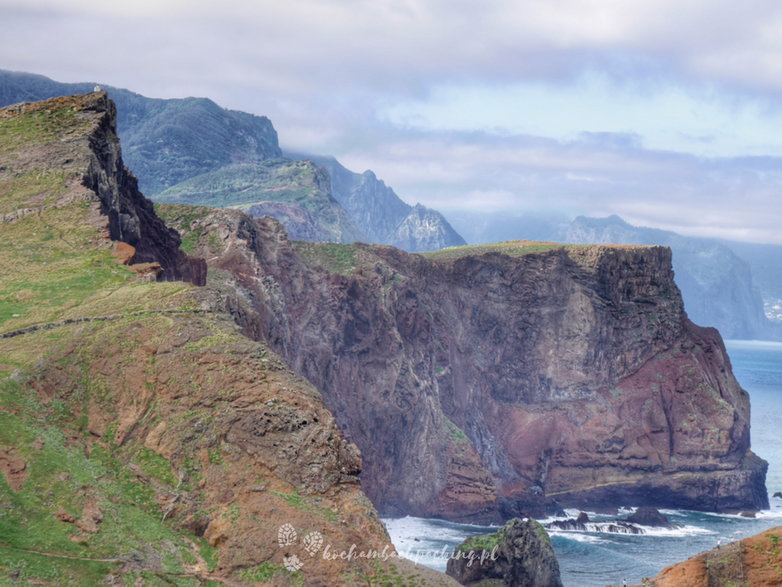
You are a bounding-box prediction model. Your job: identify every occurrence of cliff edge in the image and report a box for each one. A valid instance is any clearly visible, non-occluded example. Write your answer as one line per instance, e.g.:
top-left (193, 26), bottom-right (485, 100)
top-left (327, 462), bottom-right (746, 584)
top-left (0, 93), bottom-right (457, 585)
top-left (160, 211), bottom-right (768, 521)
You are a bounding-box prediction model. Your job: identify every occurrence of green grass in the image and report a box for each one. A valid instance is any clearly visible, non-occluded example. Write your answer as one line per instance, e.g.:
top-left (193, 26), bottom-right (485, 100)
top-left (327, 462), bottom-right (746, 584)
top-left (292, 241), bottom-right (364, 275)
top-left (422, 240), bottom-right (582, 261)
top-left (0, 378), bottom-right (202, 584)
top-left (155, 159), bottom-right (318, 208)
top-left (443, 417), bottom-right (468, 443)
top-left (457, 531), bottom-right (501, 554)
top-left (238, 561), bottom-right (289, 582)
top-left (0, 105), bottom-right (89, 155)
top-left (132, 447), bottom-right (177, 486)
top-left (271, 489), bottom-right (339, 523)
top-left (154, 160), bottom-right (364, 243)
top-left (154, 203), bottom-right (225, 255)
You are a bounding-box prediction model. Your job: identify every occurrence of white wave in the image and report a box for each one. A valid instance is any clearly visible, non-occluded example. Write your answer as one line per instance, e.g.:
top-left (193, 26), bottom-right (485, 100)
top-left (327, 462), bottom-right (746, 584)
top-left (755, 508), bottom-right (782, 519)
top-left (636, 525), bottom-right (715, 537)
top-left (697, 510), bottom-right (761, 521)
top-left (546, 520), bottom-right (715, 538)
top-left (381, 516), bottom-right (496, 549)
top-left (548, 531), bottom-right (608, 544)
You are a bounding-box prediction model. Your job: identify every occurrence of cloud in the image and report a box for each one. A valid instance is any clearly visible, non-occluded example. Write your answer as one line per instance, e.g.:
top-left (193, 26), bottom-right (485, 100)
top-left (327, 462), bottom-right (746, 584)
top-left (1, 0), bottom-right (781, 244)
top-left (5, 0), bottom-right (782, 96)
top-left (333, 126), bottom-right (782, 243)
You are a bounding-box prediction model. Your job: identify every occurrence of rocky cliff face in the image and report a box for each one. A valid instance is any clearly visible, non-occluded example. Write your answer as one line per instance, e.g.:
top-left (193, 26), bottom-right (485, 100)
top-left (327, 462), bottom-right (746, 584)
top-left (565, 215), bottom-right (773, 340)
top-left (0, 92), bottom-right (206, 285)
top-left (162, 205), bottom-right (769, 521)
top-left (0, 93), bottom-right (451, 585)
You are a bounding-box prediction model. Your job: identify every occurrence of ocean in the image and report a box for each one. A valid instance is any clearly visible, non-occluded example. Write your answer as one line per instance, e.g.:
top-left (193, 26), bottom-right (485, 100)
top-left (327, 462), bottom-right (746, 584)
top-left (383, 339), bottom-right (782, 586)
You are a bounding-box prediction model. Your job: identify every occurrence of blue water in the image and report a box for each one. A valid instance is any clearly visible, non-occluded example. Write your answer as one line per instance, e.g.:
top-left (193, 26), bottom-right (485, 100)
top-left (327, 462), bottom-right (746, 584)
top-left (383, 339), bottom-right (782, 586)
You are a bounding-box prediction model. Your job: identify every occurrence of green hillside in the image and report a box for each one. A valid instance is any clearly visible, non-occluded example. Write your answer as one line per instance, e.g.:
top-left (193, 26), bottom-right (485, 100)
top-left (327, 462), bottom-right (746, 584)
top-left (156, 159), bottom-right (366, 243)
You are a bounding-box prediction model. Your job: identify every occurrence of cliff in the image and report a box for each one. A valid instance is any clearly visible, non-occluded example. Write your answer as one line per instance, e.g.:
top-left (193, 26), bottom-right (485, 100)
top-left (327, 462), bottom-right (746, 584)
top-left (565, 215), bottom-right (774, 340)
top-left (1, 70), bottom-right (467, 253)
top-left (0, 92), bottom-right (206, 285)
top-left (155, 159), bottom-right (367, 244)
top-left (160, 203), bottom-right (769, 521)
top-left (0, 93), bottom-right (455, 585)
top-left (0, 69), bottom-right (283, 196)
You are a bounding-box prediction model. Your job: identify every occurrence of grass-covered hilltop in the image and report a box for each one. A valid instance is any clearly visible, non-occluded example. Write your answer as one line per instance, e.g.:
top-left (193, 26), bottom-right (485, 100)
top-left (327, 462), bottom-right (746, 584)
top-left (0, 92), bottom-right (459, 585)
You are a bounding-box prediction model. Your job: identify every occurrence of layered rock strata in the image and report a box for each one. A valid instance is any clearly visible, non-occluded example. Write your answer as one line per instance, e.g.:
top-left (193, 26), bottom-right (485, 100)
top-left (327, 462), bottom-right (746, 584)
top-left (161, 206), bottom-right (768, 521)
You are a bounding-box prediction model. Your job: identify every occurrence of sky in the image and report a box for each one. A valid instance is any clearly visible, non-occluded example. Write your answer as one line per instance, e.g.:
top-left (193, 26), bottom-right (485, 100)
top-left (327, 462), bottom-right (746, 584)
top-left (2, 0), bottom-right (782, 243)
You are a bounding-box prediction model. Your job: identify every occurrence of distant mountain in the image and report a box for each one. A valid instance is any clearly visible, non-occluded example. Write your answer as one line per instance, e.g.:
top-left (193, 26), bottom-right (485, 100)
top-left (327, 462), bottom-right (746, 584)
top-left (720, 240), bottom-right (782, 324)
top-left (564, 215), bottom-right (776, 340)
top-left (156, 159), bottom-right (365, 243)
top-left (291, 154), bottom-right (466, 251)
top-left (0, 70), bottom-right (465, 251)
top-left (0, 70), bottom-right (281, 196)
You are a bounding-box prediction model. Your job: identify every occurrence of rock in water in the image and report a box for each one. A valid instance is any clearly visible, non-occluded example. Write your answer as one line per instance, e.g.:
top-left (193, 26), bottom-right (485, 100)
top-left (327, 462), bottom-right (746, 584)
top-left (446, 518), bottom-right (563, 587)
top-left (625, 506), bottom-right (674, 528)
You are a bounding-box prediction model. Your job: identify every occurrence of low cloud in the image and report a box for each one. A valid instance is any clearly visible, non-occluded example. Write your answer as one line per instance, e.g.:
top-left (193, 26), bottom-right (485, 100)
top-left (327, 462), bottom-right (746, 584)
top-left (333, 127), bottom-right (782, 244)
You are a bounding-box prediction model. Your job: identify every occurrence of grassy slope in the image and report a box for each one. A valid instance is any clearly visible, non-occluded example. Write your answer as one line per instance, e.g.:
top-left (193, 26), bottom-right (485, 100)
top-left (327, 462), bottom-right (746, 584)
top-left (155, 159), bottom-right (365, 243)
top-left (0, 98), bottom-right (457, 587)
top-left (0, 104), bottom-right (218, 584)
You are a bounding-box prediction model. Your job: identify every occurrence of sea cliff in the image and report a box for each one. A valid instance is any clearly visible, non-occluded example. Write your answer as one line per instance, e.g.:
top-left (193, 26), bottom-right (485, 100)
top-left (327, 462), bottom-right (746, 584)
top-left (160, 208), bottom-right (768, 521)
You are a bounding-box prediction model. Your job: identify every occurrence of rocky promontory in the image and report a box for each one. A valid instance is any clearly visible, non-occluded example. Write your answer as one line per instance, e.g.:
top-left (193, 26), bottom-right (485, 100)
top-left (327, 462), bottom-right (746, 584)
top-left (161, 205), bottom-right (769, 521)
top-left (638, 526), bottom-right (782, 586)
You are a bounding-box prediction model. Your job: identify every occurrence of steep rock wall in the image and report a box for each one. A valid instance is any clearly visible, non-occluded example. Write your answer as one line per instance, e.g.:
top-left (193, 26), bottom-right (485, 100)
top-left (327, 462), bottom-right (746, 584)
top-left (161, 199), bottom-right (767, 522)
top-left (0, 92), bottom-right (206, 285)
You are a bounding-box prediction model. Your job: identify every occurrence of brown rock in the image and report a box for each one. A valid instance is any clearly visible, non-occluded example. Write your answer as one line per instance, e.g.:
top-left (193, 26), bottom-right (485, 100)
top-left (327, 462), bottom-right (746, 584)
top-left (170, 209), bottom-right (767, 520)
top-left (0, 447), bottom-right (28, 491)
top-left (644, 526), bottom-right (782, 587)
top-left (55, 510), bottom-right (77, 523)
top-left (112, 241), bottom-right (136, 265)
top-left (76, 500), bottom-right (103, 534)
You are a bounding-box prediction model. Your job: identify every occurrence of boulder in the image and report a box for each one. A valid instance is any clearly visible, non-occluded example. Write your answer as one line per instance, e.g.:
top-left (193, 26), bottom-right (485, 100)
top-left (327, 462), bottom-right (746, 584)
top-left (624, 506), bottom-right (674, 528)
top-left (446, 517), bottom-right (563, 587)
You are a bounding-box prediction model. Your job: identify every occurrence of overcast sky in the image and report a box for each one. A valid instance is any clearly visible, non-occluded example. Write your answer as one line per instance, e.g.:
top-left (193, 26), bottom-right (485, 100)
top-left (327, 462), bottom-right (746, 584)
top-left (2, 0), bottom-right (782, 243)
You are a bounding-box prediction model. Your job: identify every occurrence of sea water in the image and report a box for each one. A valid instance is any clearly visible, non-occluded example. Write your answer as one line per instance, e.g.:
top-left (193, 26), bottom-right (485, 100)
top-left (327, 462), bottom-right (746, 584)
top-left (382, 339), bottom-right (782, 586)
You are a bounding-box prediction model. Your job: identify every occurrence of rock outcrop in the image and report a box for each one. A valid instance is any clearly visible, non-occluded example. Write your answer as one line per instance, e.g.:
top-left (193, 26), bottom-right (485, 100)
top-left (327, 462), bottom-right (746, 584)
top-left (624, 506), bottom-right (674, 528)
top-left (565, 214), bottom-right (774, 340)
top-left (639, 526), bottom-right (782, 587)
top-left (1, 92), bottom-right (206, 285)
top-left (0, 92), bottom-right (454, 585)
top-left (160, 206), bottom-right (769, 520)
top-left (446, 517), bottom-right (563, 587)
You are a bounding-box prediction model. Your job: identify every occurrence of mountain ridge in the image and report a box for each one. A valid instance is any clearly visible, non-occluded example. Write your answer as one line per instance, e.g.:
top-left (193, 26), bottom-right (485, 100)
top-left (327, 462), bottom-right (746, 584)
top-left (0, 69), bottom-right (466, 252)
